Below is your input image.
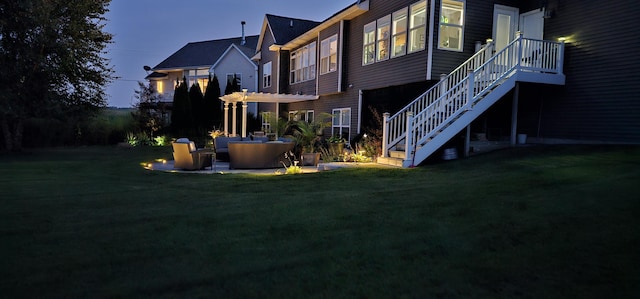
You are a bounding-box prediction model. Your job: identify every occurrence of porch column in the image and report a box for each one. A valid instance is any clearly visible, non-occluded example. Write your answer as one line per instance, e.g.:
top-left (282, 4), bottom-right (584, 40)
top-left (232, 102), bottom-right (237, 137)
top-left (223, 101), bottom-right (229, 136)
top-left (510, 82), bottom-right (520, 146)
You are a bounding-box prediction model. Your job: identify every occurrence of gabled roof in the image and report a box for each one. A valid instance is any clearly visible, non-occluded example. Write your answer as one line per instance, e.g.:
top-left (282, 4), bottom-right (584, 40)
top-left (256, 14), bottom-right (321, 52)
top-left (210, 43), bottom-right (258, 73)
top-left (152, 35), bottom-right (259, 71)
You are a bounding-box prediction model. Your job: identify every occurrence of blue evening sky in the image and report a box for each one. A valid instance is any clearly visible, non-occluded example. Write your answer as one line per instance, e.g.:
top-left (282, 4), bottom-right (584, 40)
top-left (104, 0), bottom-right (354, 107)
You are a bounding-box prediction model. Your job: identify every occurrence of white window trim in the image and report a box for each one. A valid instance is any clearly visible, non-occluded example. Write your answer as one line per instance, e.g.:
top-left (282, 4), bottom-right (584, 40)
top-left (408, 0), bottom-right (427, 54)
top-left (438, 0), bottom-right (465, 52)
top-left (290, 42), bottom-right (316, 84)
top-left (376, 15), bottom-right (391, 62)
top-left (263, 61), bottom-right (272, 88)
top-left (320, 34), bottom-right (338, 75)
top-left (391, 7), bottom-right (408, 59)
top-left (332, 108), bottom-right (351, 142)
top-left (363, 21), bottom-right (376, 65)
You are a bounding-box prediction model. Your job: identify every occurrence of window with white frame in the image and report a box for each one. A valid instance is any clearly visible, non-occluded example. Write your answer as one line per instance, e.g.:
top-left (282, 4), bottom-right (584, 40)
top-left (187, 69), bottom-right (210, 93)
top-left (409, 1), bottom-right (427, 53)
top-left (320, 35), bottom-right (338, 74)
top-left (391, 8), bottom-right (408, 58)
top-left (439, 0), bottom-right (465, 51)
top-left (288, 110), bottom-right (314, 122)
top-left (332, 108), bottom-right (351, 142)
top-left (263, 61), bottom-right (272, 88)
top-left (290, 42), bottom-right (316, 84)
top-left (363, 21), bottom-right (376, 65)
top-left (377, 15), bottom-right (391, 61)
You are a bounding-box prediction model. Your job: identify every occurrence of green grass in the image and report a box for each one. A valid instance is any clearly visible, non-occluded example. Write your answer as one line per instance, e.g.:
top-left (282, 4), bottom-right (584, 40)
top-left (1, 145), bottom-right (639, 298)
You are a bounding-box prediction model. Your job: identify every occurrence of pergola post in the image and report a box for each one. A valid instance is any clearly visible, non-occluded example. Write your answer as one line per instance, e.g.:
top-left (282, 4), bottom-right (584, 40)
top-left (232, 102), bottom-right (237, 137)
top-left (223, 101), bottom-right (229, 136)
top-left (242, 89), bottom-right (248, 138)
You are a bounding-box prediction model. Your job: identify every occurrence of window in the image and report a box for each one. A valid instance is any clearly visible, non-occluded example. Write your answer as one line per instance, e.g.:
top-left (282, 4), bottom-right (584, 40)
top-left (439, 0), bottom-right (465, 51)
top-left (290, 42), bottom-right (316, 84)
top-left (377, 15), bottom-right (391, 61)
top-left (289, 110), bottom-right (314, 122)
top-left (263, 62), bottom-right (272, 88)
top-left (320, 35), bottom-right (338, 74)
top-left (187, 68), bottom-right (210, 93)
top-left (156, 80), bottom-right (164, 94)
top-left (332, 108), bottom-right (351, 142)
top-left (226, 73), bottom-right (242, 93)
top-left (409, 1), bottom-right (427, 53)
top-left (363, 21), bottom-right (376, 65)
top-left (391, 8), bottom-right (408, 58)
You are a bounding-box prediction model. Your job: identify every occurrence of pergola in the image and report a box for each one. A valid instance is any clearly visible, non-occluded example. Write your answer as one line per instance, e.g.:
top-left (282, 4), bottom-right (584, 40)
top-left (219, 89), bottom-right (319, 137)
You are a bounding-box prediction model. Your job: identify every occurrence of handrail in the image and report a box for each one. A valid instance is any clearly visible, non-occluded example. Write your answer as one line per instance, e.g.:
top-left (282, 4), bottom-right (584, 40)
top-left (383, 35), bottom-right (565, 159)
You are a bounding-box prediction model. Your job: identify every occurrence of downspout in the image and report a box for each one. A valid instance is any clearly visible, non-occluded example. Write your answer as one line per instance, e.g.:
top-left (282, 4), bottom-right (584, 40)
top-left (338, 20), bottom-right (345, 92)
top-left (426, 0), bottom-right (436, 80)
top-left (357, 90), bottom-right (363, 134)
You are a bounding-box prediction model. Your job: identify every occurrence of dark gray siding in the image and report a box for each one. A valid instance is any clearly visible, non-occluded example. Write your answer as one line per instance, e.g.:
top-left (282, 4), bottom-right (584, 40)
top-left (318, 23), bottom-right (341, 95)
top-left (518, 0), bottom-right (640, 142)
top-left (259, 28), bottom-right (278, 94)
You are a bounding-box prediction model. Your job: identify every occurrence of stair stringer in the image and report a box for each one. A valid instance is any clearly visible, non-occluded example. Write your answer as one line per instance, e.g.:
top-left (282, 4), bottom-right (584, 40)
top-left (405, 75), bottom-right (517, 167)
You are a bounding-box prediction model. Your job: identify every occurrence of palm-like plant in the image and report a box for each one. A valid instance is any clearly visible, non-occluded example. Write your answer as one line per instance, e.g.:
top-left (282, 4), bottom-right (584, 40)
top-left (293, 112), bottom-right (332, 153)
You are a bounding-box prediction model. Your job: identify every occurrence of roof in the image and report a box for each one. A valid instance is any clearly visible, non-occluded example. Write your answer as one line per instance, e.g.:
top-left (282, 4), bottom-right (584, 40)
top-left (266, 14), bottom-right (321, 45)
top-left (152, 35), bottom-right (259, 71)
top-left (144, 71), bottom-right (168, 80)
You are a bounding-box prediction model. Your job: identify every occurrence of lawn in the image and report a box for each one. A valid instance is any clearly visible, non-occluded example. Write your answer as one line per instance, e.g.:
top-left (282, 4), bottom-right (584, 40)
top-left (1, 145), bottom-right (638, 298)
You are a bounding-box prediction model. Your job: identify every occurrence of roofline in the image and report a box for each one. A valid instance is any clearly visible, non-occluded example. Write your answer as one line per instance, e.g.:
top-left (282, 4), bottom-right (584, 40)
top-left (279, 1), bottom-right (369, 51)
top-left (210, 44), bottom-right (258, 73)
top-left (255, 15), bottom-right (277, 54)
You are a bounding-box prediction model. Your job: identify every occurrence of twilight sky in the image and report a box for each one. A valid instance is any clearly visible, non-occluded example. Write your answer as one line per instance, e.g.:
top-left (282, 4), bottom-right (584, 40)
top-left (104, 0), bottom-right (354, 108)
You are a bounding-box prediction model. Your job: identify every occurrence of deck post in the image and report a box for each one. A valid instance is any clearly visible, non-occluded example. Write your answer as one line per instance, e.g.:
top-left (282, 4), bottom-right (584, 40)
top-left (405, 112), bottom-right (414, 162)
top-left (464, 125), bottom-right (471, 157)
top-left (382, 112), bottom-right (390, 158)
top-left (466, 71), bottom-right (475, 110)
top-left (511, 82), bottom-right (520, 146)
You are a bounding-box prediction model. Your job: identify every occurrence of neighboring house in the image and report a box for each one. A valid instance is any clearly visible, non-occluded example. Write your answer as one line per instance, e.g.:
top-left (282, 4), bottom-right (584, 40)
top-left (241, 0), bottom-right (638, 167)
top-left (145, 33), bottom-right (260, 118)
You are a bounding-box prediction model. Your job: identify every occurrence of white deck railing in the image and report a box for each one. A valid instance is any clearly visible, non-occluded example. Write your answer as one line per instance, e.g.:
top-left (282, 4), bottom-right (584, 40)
top-left (382, 35), bottom-right (565, 160)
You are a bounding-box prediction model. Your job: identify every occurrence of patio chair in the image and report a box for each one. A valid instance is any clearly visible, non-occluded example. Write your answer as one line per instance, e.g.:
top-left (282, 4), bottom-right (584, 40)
top-left (172, 138), bottom-right (212, 170)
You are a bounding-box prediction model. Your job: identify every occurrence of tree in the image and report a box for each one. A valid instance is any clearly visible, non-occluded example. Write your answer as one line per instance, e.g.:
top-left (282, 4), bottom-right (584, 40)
top-left (188, 82), bottom-right (204, 132)
top-left (170, 77), bottom-right (191, 136)
top-left (132, 81), bottom-right (162, 139)
top-left (203, 74), bottom-right (222, 129)
top-left (0, 0), bottom-right (113, 151)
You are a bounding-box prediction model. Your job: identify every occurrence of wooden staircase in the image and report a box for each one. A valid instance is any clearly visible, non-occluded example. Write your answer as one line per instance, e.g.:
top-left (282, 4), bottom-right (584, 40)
top-left (378, 35), bottom-right (566, 168)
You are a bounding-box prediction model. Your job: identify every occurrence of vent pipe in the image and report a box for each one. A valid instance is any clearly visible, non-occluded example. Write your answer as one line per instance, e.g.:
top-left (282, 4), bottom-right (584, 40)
top-left (241, 21), bottom-right (246, 45)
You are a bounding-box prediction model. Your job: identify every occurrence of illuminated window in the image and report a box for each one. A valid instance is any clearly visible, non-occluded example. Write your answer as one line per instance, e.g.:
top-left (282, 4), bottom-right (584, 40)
top-left (263, 61), bottom-right (272, 88)
top-left (320, 35), bottom-right (338, 74)
top-left (439, 0), bottom-right (465, 51)
top-left (156, 80), bottom-right (164, 94)
top-left (332, 108), bottom-right (351, 142)
top-left (409, 1), bottom-right (427, 53)
top-left (289, 110), bottom-right (314, 122)
top-left (290, 42), bottom-right (316, 84)
top-left (391, 8), bottom-right (408, 58)
top-left (376, 15), bottom-right (391, 61)
top-left (363, 21), bottom-right (376, 65)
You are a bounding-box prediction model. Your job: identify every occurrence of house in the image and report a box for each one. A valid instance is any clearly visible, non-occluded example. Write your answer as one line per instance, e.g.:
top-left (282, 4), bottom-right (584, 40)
top-left (230, 0), bottom-right (639, 167)
top-left (145, 31), bottom-right (260, 121)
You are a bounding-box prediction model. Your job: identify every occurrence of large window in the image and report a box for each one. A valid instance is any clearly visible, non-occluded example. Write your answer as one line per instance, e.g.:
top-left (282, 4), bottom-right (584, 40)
top-left (363, 21), bottom-right (376, 65)
top-left (156, 80), bottom-right (164, 94)
top-left (320, 35), bottom-right (338, 74)
top-left (332, 108), bottom-right (351, 142)
top-left (439, 0), bottom-right (465, 51)
top-left (363, 1), bottom-right (426, 65)
top-left (391, 8), bottom-right (408, 58)
top-left (290, 42), bottom-right (316, 84)
top-left (409, 1), bottom-right (427, 53)
top-left (187, 69), bottom-right (210, 93)
top-left (376, 15), bottom-right (391, 61)
top-left (226, 73), bottom-right (242, 93)
top-left (263, 61), bottom-right (272, 88)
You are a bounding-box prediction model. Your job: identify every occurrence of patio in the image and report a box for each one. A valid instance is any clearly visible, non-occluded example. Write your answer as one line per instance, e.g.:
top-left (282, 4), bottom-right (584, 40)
top-left (144, 158), bottom-right (392, 175)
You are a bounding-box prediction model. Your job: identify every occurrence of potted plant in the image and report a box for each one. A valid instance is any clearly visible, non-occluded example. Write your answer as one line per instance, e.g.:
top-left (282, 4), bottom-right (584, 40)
top-left (326, 134), bottom-right (346, 157)
top-left (293, 113), bottom-right (332, 166)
